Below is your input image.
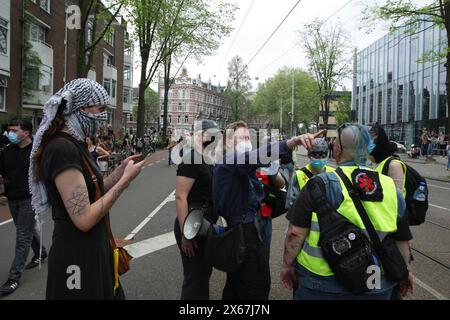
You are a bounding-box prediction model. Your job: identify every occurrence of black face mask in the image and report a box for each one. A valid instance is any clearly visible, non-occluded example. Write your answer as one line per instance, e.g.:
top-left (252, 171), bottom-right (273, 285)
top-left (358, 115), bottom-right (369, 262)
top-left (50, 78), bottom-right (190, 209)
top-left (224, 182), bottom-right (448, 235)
top-left (203, 136), bottom-right (215, 148)
top-left (370, 126), bottom-right (397, 163)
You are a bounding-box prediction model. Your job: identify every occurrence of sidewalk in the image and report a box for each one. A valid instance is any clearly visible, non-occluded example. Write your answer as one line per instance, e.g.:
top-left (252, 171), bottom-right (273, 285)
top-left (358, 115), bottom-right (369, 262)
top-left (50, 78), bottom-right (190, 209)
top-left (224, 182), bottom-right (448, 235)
top-left (294, 147), bottom-right (450, 183)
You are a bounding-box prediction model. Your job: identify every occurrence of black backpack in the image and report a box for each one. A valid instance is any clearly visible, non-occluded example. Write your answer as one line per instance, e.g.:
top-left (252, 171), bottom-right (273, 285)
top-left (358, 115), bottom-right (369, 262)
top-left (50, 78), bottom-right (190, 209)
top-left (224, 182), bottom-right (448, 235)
top-left (382, 156), bottom-right (428, 225)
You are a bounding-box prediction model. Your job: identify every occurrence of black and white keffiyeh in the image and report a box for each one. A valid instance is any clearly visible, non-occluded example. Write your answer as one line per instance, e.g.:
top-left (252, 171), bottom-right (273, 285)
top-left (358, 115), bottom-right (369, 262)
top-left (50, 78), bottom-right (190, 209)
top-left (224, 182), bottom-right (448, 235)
top-left (29, 78), bottom-right (110, 217)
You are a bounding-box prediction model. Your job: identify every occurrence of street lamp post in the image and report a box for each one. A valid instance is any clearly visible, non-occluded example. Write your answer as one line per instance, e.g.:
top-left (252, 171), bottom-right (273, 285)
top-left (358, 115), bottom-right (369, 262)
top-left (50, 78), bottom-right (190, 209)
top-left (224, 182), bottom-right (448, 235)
top-left (291, 72), bottom-right (295, 137)
top-left (280, 98), bottom-right (283, 134)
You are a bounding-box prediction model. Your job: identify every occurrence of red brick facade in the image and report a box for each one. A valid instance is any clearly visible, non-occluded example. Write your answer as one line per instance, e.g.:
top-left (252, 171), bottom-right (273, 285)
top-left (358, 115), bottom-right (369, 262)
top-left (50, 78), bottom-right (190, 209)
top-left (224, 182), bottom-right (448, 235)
top-left (1, 0), bottom-right (129, 136)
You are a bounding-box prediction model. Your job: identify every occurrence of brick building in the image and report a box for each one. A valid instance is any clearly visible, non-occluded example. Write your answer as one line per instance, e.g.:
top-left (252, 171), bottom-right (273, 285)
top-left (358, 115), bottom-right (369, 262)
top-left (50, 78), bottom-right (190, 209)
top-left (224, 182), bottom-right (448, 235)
top-left (158, 72), bottom-right (232, 131)
top-left (0, 0), bottom-right (133, 134)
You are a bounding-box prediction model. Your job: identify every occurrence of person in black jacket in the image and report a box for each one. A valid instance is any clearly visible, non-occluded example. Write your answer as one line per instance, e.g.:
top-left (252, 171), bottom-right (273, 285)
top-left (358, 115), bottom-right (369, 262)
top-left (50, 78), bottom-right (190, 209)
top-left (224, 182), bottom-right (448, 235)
top-left (0, 119), bottom-right (47, 295)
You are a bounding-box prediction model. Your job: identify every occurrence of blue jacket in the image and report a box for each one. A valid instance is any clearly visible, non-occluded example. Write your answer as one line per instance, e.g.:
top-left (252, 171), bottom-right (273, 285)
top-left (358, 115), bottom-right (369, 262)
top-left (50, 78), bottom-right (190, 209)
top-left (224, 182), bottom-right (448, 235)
top-left (212, 141), bottom-right (290, 226)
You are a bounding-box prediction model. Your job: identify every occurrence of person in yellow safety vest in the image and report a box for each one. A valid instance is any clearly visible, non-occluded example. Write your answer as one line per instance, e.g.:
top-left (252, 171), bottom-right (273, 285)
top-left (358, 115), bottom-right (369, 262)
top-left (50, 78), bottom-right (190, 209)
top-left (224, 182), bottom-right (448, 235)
top-left (281, 123), bottom-right (414, 300)
top-left (368, 123), bottom-right (409, 301)
top-left (285, 138), bottom-right (334, 211)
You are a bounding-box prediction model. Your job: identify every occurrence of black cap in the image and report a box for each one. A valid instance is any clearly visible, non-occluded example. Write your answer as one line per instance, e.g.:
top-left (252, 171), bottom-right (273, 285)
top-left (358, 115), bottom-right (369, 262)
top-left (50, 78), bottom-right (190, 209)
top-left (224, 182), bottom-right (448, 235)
top-left (194, 120), bottom-right (218, 132)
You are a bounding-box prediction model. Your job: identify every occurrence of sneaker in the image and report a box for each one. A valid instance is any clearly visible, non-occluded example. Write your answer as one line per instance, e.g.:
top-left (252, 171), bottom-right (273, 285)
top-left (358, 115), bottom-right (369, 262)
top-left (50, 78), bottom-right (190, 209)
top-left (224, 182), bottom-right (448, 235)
top-left (0, 279), bottom-right (19, 295)
top-left (25, 253), bottom-right (47, 270)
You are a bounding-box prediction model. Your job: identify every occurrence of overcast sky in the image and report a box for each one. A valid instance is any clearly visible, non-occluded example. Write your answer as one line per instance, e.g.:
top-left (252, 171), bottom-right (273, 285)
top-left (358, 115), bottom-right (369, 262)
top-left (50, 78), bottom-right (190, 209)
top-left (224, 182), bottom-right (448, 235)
top-left (132, 0), bottom-right (425, 91)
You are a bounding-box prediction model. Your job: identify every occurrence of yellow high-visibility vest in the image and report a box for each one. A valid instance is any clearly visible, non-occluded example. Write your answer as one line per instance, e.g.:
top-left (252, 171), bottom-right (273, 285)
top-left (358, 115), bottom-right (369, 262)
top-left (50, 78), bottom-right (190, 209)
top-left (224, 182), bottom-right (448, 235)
top-left (376, 157), bottom-right (407, 199)
top-left (297, 166), bottom-right (398, 276)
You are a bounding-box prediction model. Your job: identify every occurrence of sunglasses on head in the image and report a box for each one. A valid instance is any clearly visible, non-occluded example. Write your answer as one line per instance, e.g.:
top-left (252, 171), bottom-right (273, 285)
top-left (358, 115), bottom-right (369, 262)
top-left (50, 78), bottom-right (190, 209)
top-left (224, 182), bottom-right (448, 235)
top-left (309, 151), bottom-right (327, 159)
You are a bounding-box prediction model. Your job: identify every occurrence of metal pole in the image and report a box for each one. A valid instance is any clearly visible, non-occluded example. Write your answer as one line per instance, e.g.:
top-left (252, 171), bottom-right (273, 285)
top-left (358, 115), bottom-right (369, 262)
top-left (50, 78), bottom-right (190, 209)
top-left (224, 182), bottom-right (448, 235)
top-left (291, 73), bottom-right (295, 136)
top-left (280, 98), bottom-right (283, 134)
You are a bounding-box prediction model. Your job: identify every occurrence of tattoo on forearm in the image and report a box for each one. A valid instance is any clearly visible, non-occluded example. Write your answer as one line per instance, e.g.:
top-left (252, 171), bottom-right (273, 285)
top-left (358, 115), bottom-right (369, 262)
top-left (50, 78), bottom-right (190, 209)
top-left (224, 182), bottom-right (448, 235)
top-left (67, 185), bottom-right (89, 216)
top-left (113, 183), bottom-right (129, 200)
top-left (283, 238), bottom-right (302, 266)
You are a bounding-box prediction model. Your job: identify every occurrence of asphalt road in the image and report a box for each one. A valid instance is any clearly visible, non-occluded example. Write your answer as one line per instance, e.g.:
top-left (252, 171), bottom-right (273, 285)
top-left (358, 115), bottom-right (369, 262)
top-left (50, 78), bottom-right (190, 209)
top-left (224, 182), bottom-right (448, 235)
top-left (0, 151), bottom-right (449, 300)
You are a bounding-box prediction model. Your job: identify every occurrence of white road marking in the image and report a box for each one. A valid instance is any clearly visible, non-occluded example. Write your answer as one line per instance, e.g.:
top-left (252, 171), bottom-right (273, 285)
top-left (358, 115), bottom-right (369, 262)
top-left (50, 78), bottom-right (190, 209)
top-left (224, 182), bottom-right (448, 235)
top-left (428, 184), bottom-right (450, 191)
top-left (0, 218), bottom-right (12, 226)
top-left (125, 190), bottom-right (175, 240)
top-left (414, 276), bottom-right (448, 300)
top-left (124, 232), bottom-right (176, 259)
top-left (429, 204), bottom-right (450, 212)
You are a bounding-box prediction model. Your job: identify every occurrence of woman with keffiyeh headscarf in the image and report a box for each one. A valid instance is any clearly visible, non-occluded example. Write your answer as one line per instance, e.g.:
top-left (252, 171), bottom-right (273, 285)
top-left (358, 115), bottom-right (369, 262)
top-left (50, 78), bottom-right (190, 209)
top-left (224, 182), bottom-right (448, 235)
top-left (29, 79), bottom-right (145, 299)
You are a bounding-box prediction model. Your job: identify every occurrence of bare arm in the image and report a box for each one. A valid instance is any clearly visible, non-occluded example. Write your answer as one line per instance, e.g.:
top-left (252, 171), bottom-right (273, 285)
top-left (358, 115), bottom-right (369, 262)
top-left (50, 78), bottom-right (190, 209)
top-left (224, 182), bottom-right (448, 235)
top-left (175, 176), bottom-right (198, 257)
top-left (282, 224), bottom-right (309, 268)
top-left (388, 160), bottom-right (405, 192)
top-left (280, 223), bottom-right (309, 290)
top-left (103, 154), bottom-right (142, 192)
top-left (55, 160), bottom-right (144, 232)
top-left (96, 146), bottom-right (110, 160)
top-left (175, 176), bottom-right (195, 232)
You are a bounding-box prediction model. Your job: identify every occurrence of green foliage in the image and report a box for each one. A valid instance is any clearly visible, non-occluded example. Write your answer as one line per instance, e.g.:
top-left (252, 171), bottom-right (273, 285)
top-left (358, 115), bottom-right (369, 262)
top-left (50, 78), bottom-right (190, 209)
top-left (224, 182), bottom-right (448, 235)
top-left (301, 20), bottom-right (352, 126)
top-left (132, 88), bottom-right (159, 122)
top-left (335, 94), bottom-right (352, 127)
top-left (125, 0), bottom-right (236, 137)
top-left (224, 55), bottom-right (252, 121)
top-left (250, 67), bottom-right (320, 134)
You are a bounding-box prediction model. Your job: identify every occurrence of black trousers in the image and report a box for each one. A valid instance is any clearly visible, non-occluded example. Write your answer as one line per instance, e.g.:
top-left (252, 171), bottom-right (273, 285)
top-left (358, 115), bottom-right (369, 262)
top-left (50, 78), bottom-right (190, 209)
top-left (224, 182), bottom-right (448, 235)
top-left (174, 218), bottom-right (213, 300)
top-left (222, 222), bottom-right (271, 300)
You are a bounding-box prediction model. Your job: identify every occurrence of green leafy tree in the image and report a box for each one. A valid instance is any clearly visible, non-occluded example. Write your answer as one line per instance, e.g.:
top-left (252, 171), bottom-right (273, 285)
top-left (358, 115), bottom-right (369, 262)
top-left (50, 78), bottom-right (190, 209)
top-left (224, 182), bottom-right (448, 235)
top-left (224, 55), bottom-right (252, 121)
top-left (251, 67), bottom-right (320, 134)
top-left (362, 0), bottom-right (449, 130)
top-left (335, 93), bottom-right (352, 127)
top-left (301, 20), bottom-right (352, 130)
top-left (160, 0), bottom-right (235, 139)
top-left (69, 0), bottom-right (125, 78)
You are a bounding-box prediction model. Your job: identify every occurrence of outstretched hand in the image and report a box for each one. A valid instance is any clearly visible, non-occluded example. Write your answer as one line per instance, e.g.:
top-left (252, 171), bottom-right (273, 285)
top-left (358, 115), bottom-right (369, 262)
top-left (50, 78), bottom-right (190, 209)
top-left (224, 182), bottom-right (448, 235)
top-left (287, 129), bottom-right (327, 150)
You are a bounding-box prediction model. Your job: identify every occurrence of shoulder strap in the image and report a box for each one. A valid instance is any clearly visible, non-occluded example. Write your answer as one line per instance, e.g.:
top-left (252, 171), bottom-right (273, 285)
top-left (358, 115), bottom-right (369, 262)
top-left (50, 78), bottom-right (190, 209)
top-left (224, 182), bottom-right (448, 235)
top-left (307, 177), bottom-right (332, 219)
top-left (381, 155), bottom-right (403, 176)
top-left (335, 167), bottom-right (386, 258)
top-left (81, 154), bottom-right (117, 249)
top-left (301, 167), bottom-right (314, 179)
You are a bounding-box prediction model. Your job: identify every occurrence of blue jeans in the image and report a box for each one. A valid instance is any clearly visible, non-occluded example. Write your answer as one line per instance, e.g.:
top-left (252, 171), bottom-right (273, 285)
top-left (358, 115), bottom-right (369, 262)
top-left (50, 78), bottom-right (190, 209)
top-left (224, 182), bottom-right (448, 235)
top-left (294, 284), bottom-right (393, 300)
top-left (293, 264), bottom-right (394, 300)
top-left (8, 198), bottom-right (46, 281)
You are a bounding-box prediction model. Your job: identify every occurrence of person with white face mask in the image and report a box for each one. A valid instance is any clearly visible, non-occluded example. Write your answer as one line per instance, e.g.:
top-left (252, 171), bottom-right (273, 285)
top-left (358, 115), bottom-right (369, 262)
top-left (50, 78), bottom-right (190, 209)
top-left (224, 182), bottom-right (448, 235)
top-left (212, 120), bottom-right (325, 300)
top-left (28, 78), bottom-right (145, 300)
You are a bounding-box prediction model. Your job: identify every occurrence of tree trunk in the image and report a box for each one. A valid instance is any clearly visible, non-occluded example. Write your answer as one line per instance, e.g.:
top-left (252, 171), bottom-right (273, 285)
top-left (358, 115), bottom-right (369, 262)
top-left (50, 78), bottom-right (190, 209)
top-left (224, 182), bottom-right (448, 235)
top-left (137, 60), bottom-right (148, 138)
top-left (323, 96), bottom-right (329, 129)
top-left (162, 56), bottom-right (172, 141)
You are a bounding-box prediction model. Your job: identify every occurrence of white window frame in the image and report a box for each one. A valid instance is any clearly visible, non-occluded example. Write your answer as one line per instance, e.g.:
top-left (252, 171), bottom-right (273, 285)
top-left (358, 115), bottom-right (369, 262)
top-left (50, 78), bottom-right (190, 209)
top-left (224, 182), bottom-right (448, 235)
top-left (29, 22), bottom-right (46, 43)
top-left (111, 79), bottom-right (116, 98)
top-left (124, 64), bottom-right (131, 80)
top-left (0, 17), bottom-right (8, 56)
top-left (0, 80), bottom-right (7, 111)
top-left (32, 0), bottom-right (50, 13)
top-left (103, 78), bottom-right (111, 96)
top-left (105, 31), bottom-right (114, 47)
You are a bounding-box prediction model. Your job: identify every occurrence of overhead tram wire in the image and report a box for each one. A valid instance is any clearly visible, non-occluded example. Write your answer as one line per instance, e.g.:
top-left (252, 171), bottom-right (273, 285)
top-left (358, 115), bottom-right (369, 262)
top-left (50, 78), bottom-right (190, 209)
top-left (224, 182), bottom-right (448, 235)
top-left (256, 0), bottom-right (355, 77)
top-left (215, 0), bottom-right (256, 76)
top-left (246, 0), bottom-right (304, 68)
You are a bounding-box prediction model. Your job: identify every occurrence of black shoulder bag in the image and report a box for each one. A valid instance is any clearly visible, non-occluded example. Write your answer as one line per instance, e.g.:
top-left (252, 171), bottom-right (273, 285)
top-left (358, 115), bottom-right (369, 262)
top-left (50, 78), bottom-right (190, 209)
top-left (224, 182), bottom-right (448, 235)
top-left (204, 175), bottom-right (256, 273)
top-left (335, 168), bottom-right (409, 283)
top-left (308, 178), bottom-right (375, 293)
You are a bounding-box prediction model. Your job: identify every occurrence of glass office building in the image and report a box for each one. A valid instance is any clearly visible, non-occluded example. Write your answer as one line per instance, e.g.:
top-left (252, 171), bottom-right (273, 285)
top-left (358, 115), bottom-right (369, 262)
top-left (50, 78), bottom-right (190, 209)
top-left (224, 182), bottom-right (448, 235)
top-left (352, 21), bottom-right (447, 146)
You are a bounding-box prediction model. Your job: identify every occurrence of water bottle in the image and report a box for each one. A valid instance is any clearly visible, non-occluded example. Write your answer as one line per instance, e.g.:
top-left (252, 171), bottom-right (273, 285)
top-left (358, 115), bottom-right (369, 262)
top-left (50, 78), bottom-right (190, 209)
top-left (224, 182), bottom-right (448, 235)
top-left (413, 182), bottom-right (427, 202)
top-left (214, 216), bottom-right (227, 234)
